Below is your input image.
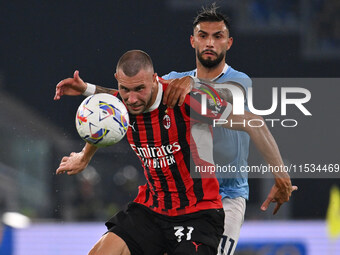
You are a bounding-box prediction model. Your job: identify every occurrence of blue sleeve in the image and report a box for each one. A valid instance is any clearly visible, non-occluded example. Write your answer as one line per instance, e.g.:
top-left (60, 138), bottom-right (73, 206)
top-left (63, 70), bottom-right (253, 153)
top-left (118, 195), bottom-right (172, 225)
top-left (161, 72), bottom-right (173, 80)
top-left (220, 73), bottom-right (251, 96)
top-left (162, 71), bottom-right (194, 80)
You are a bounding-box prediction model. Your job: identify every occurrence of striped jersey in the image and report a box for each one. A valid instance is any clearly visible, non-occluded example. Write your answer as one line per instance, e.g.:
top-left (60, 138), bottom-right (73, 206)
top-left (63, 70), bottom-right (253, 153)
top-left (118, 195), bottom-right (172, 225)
top-left (115, 79), bottom-right (231, 216)
top-left (163, 65), bottom-right (252, 200)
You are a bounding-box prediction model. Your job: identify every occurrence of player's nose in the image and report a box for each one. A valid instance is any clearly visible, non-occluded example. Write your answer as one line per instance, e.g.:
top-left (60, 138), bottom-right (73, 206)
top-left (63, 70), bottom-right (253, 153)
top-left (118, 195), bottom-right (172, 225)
top-left (206, 36), bottom-right (214, 48)
top-left (126, 92), bottom-right (138, 104)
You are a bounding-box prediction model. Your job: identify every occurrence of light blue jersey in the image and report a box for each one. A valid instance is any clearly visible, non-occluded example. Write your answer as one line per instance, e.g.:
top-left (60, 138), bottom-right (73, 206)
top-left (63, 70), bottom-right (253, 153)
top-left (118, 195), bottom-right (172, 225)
top-left (162, 65), bottom-right (252, 199)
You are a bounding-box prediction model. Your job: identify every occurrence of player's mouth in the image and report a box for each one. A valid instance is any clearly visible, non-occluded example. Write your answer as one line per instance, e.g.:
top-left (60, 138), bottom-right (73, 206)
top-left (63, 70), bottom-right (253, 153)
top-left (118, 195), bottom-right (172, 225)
top-left (129, 105), bottom-right (143, 111)
top-left (202, 50), bottom-right (217, 57)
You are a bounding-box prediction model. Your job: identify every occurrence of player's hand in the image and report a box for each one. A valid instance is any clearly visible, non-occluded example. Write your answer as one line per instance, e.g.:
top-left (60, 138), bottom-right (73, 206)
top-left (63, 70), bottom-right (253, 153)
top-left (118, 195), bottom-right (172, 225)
top-left (56, 151), bottom-right (89, 175)
top-left (261, 180), bottom-right (298, 215)
top-left (54, 70), bottom-right (87, 100)
top-left (162, 76), bottom-right (193, 108)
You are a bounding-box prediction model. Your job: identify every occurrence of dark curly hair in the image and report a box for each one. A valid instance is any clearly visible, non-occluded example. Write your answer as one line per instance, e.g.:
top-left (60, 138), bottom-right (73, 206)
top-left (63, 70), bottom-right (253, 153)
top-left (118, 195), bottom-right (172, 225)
top-left (193, 2), bottom-right (231, 33)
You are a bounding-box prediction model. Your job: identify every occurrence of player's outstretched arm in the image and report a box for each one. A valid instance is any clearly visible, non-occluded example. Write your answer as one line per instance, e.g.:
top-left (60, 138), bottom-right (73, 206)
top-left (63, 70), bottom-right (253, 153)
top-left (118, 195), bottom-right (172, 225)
top-left (161, 76), bottom-right (194, 108)
top-left (223, 111), bottom-right (298, 214)
top-left (56, 143), bottom-right (98, 175)
top-left (54, 70), bottom-right (87, 100)
top-left (54, 70), bottom-right (117, 100)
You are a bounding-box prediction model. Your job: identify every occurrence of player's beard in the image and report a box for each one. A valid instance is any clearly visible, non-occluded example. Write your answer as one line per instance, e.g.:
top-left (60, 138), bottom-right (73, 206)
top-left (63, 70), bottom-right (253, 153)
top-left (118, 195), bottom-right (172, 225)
top-left (197, 49), bottom-right (225, 68)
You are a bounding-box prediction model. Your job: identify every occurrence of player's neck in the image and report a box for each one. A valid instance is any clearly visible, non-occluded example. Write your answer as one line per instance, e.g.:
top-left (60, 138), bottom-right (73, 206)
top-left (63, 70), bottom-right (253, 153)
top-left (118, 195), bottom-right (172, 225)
top-left (196, 61), bottom-right (226, 80)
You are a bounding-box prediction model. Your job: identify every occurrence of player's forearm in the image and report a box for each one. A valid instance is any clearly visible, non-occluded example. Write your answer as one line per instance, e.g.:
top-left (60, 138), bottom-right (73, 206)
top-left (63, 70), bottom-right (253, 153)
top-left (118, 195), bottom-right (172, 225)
top-left (95, 85), bottom-right (117, 95)
top-left (81, 142), bottom-right (99, 164)
top-left (245, 118), bottom-right (292, 188)
top-left (84, 83), bottom-right (117, 96)
top-left (243, 115), bottom-right (294, 199)
top-left (225, 111), bottom-right (290, 179)
top-left (248, 121), bottom-right (289, 177)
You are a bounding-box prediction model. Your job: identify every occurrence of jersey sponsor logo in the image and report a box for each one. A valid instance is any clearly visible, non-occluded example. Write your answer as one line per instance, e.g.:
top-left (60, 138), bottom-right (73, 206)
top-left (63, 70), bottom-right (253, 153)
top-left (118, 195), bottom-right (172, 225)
top-left (130, 142), bottom-right (181, 168)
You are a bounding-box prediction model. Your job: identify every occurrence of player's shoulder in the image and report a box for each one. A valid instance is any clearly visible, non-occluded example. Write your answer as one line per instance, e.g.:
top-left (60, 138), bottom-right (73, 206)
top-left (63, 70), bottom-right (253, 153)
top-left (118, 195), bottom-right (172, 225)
top-left (162, 70), bottom-right (195, 80)
top-left (219, 66), bottom-right (252, 89)
top-left (228, 67), bottom-right (250, 79)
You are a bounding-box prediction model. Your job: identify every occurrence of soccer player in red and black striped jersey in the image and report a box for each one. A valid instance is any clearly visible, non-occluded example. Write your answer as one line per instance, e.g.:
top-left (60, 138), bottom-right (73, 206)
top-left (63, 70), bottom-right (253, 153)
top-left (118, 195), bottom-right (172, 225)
top-left (56, 50), bottom-right (289, 255)
top-left (117, 75), bottom-right (231, 217)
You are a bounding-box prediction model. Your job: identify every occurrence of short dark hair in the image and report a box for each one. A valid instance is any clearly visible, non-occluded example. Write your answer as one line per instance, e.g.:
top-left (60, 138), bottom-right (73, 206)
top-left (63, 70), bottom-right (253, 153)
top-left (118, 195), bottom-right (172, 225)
top-left (193, 3), bottom-right (231, 33)
top-left (116, 50), bottom-right (154, 77)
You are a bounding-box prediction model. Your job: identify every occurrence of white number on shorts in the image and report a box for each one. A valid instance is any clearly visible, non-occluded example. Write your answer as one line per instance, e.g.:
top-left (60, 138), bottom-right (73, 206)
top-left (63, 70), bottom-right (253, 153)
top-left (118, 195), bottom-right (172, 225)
top-left (186, 226), bottom-right (194, 240)
top-left (174, 226), bottom-right (195, 242)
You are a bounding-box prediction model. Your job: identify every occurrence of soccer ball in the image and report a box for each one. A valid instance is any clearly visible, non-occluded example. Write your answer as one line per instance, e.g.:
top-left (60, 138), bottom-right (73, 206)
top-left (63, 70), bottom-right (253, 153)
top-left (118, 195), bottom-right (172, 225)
top-left (75, 93), bottom-right (129, 147)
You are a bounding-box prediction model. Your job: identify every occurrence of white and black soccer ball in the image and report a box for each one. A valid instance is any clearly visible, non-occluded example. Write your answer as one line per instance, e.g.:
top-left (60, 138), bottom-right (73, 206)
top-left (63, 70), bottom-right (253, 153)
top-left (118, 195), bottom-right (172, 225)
top-left (75, 93), bottom-right (129, 147)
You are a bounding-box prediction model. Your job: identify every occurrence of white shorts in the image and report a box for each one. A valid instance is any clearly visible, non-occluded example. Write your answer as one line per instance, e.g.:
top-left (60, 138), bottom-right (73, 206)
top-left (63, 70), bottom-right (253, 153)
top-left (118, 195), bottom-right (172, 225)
top-left (217, 197), bottom-right (246, 255)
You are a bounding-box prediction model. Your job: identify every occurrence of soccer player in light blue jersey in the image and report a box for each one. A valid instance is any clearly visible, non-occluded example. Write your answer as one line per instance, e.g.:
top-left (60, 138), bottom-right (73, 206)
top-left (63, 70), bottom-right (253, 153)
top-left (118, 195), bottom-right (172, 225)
top-left (161, 4), bottom-right (295, 255)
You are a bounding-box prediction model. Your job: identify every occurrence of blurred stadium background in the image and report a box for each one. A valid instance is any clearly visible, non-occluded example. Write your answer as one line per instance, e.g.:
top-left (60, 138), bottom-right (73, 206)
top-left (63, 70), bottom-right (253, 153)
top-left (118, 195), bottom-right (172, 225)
top-left (0, 0), bottom-right (339, 254)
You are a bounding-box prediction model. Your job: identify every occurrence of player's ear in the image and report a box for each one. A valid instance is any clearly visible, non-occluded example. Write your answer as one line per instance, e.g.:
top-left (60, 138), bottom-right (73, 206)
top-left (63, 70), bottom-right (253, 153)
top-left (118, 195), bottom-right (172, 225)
top-left (114, 73), bottom-right (118, 81)
top-left (190, 35), bottom-right (195, 49)
top-left (153, 73), bottom-right (158, 83)
top-left (227, 37), bottom-right (233, 51)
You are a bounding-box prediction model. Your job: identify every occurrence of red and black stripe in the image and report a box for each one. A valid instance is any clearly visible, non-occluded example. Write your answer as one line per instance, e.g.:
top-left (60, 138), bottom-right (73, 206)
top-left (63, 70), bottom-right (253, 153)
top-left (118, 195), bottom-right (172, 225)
top-left (128, 113), bottom-right (158, 208)
top-left (158, 103), bottom-right (190, 211)
top-left (143, 110), bottom-right (172, 211)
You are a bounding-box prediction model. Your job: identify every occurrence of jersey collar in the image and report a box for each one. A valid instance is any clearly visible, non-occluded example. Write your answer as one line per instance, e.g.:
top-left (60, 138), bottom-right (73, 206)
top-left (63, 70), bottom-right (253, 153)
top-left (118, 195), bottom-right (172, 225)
top-left (144, 77), bottom-right (162, 113)
top-left (194, 63), bottom-right (229, 81)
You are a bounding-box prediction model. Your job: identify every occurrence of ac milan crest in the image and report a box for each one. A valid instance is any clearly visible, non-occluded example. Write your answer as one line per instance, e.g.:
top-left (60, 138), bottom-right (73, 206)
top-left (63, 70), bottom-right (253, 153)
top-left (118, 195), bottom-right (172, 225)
top-left (163, 114), bottom-right (171, 129)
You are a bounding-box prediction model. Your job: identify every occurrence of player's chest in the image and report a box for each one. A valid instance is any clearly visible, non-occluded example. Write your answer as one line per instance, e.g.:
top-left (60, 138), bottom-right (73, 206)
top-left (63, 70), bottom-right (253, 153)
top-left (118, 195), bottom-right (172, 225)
top-left (127, 108), bottom-right (190, 143)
